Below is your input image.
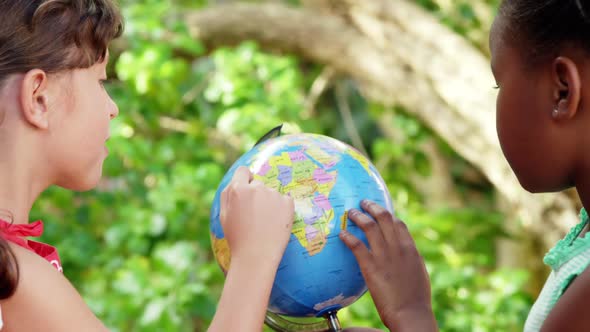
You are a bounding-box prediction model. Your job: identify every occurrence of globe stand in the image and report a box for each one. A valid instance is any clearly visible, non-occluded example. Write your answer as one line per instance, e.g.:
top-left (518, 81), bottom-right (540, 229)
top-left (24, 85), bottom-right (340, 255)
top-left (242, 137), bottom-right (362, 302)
top-left (265, 311), bottom-right (342, 332)
top-left (324, 311), bottom-right (342, 331)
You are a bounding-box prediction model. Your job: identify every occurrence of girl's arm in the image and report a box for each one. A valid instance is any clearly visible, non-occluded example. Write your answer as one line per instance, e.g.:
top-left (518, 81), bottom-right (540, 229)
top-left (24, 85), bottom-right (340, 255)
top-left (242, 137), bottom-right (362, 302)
top-left (541, 265), bottom-right (590, 331)
top-left (208, 256), bottom-right (281, 331)
top-left (208, 166), bottom-right (294, 332)
top-left (1, 243), bottom-right (108, 332)
top-left (340, 200), bottom-right (438, 332)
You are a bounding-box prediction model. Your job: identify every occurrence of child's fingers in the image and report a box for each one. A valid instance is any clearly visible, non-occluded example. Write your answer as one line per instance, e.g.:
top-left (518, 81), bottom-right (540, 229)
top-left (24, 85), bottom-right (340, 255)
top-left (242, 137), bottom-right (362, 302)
top-left (360, 200), bottom-right (396, 245)
top-left (360, 200), bottom-right (419, 255)
top-left (393, 220), bottom-right (419, 255)
top-left (220, 189), bottom-right (229, 230)
top-left (250, 179), bottom-right (265, 187)
top-left (339, 230), bottom-right (373, 268)
top-left (231, 166), bottom-right (252, 185)
top-left (348, 209), bottom-right (386, 254)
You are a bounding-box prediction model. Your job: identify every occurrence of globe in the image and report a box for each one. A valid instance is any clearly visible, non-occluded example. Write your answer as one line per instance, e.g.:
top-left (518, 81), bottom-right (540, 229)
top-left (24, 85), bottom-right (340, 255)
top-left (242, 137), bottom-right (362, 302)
top-left (209, 133), bottom-right (393, 320)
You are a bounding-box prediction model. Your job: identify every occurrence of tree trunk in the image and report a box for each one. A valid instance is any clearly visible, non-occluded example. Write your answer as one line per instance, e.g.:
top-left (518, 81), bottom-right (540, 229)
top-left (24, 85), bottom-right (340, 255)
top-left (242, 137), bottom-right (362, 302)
top-left (183, 0), bottom-right (581, 291)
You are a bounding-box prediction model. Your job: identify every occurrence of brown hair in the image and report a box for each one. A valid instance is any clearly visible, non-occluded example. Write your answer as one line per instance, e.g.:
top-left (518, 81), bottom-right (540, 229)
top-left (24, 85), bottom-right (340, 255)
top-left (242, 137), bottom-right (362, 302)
top-left (0, 0), bottom-right (123, 299)
top-left (0, 211), bottom-right (17, 300)
top-left (0, 237), bottom-right (18, 300)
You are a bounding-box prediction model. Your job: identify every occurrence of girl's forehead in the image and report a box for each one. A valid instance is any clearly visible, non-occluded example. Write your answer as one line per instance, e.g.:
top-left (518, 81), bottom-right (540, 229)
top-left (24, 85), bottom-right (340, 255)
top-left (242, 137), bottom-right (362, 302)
top-left (489, 18), bottom-right (504, 68)
top-left (489, 15), bottom-right (508, 57)
top-left (489, 14), bottom-right (522, 67)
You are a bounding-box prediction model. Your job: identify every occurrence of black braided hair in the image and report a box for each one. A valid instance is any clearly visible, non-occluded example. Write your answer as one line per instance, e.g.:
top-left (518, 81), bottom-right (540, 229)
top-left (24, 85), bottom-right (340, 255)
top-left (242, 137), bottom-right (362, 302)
top-left (499, 0), bottom-right (590, 63)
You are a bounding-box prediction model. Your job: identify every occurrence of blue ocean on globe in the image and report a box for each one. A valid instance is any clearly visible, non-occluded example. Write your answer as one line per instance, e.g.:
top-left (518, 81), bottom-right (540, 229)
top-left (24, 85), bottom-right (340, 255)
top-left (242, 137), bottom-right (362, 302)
top-left (210, 133), bottom-right (393, 317)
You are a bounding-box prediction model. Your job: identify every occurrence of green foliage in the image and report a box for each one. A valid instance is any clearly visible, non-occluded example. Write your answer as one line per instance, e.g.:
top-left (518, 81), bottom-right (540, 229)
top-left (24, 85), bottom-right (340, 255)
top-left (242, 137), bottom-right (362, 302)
top-left (415, 0), bottom-right (502, 53)
top-left (30, 1), bottom-right (532, 331)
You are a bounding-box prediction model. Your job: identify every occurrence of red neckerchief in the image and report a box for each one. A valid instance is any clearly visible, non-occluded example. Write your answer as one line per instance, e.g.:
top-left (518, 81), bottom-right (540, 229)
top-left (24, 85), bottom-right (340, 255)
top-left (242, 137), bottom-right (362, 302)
top-left (0, 219), bottom-right (63, 273)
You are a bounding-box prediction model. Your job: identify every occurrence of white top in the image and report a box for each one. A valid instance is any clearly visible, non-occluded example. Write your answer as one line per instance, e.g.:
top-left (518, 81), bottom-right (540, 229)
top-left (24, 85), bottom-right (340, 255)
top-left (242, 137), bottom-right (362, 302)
top-left (524, 209), bottom-right (590, 331)
top-left (524, 245), bottom-right (590, 331)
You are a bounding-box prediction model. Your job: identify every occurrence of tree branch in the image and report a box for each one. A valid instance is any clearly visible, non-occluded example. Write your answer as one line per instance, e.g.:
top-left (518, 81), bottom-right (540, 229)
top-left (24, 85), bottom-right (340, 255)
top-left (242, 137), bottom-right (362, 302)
top-left (182, 1), bottom-right (579, 256)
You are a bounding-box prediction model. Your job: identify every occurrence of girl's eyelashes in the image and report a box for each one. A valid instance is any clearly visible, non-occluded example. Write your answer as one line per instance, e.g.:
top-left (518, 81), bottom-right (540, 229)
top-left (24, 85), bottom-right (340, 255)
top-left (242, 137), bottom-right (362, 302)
top-left (493, 85), bottom-right (500, 90)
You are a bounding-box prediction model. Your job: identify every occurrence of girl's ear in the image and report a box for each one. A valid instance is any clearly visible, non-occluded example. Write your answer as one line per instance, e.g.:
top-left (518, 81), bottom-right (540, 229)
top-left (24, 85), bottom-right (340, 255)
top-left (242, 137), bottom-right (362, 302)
top-left (551, 56), bottom-right (582, 121)
top-left (19, 69), bottom-right (51, 130)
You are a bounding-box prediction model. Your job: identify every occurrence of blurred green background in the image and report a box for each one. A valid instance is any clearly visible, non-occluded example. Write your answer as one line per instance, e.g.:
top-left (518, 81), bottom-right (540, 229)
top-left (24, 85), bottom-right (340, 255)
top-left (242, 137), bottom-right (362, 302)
top-left (31, 0), bottom-right (545, 331)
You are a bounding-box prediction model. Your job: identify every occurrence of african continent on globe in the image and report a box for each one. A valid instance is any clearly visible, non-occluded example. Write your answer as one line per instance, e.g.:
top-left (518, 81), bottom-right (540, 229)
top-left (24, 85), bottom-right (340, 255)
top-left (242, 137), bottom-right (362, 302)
top-left (210, 133), bottom-right (393, 318)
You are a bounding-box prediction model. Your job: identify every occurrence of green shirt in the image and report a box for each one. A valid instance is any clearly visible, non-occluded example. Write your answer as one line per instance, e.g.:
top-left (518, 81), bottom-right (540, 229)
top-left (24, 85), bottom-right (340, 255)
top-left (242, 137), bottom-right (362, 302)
top-left (524, 209), bottom-right (590, 331)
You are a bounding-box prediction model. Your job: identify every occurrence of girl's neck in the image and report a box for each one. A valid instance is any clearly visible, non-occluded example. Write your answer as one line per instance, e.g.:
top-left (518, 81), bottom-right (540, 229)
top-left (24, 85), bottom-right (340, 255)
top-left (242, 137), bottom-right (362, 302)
top-left (0, 134), bottom-right (49, 225)
top-left (576, 159), bottom-right (590, 214)
top-left (0, 184), bottom-right (37, 225)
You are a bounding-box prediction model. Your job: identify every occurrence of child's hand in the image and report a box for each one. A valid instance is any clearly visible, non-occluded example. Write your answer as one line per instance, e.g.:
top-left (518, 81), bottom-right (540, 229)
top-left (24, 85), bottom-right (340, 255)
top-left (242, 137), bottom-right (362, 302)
top-left (220, 166), bottom-right (295, 266)
top-left (211, 167), bottom-right (295, 331)
top-left (339, 200), bottom-right (437, 332)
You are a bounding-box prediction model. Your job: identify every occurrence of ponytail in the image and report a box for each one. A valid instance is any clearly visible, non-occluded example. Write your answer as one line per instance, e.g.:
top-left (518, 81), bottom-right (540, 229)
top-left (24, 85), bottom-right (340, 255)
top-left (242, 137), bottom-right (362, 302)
top-left (0, 211), bottom-right (18, 300)
top-left (0, 238), bottom-right (18, 300)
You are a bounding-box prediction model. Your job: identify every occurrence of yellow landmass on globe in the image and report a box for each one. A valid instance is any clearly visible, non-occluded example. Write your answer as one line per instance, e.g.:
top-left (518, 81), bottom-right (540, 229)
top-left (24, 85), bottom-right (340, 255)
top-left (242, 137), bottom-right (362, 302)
top-left (269, 152), bottom-right (293, 167)
top-left (211, 235), bottom-right (230, 273)
top-left (291, 208), bottom-right (335, 256)
top-left (263, 165), bottom-right (279, 180)
top-left (292, 160), bottom-right (316, 182)
top-left (284, 179), bottom-right (316, 198)
top-left (253, 146), bottom-right (340, 256)
top-left (340, 210), bottom-right (348, 231)
top-left (305, 145), bottom-right (341, 168)
top-left (316, 174), bottom-right (336, 197)
top-left (256, 174), bottom-right (282, 191)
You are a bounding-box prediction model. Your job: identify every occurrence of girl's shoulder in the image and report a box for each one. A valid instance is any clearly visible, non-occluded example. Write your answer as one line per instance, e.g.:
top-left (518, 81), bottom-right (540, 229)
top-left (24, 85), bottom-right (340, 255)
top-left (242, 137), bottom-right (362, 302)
top-left (540, 261), bottom-right (590, 331)
top-left (0, 243), bottom-right (107, 332)
top-left (535, 209), bottom-right (590, 331)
